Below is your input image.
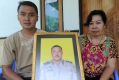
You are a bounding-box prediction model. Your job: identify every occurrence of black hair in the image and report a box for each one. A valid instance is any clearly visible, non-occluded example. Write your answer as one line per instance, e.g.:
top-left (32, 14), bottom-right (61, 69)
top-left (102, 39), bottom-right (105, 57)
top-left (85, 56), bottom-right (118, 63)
top-left (51, 45), bottom-right (62, 51)
top-left (84, 10), bottom-right (107, 26)
top-left (17, 1), bottom-right (38, 15)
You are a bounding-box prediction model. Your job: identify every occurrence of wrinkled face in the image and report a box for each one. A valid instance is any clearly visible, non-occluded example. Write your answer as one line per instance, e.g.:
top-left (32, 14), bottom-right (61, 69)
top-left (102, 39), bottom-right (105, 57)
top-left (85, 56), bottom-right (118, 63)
top-left (51, 47), bottom-right (62, 62)
top-left (88, 15), bottom-right (105, 36)
top-left (18, 5), bottom-right (38, 30)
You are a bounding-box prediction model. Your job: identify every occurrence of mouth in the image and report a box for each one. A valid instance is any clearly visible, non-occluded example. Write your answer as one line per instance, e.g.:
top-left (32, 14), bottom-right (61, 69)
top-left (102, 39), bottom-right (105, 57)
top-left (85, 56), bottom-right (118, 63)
top-left (91, 30), bottom-right (99, 33)
top-left (24, 23), bottom-right (31, 26)
top-left (55, 55), bottom-right (59, 57)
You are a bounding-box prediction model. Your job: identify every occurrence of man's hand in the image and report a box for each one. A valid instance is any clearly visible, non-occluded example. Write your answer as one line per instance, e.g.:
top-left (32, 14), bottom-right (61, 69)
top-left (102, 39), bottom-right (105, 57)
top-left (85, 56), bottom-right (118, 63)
top-left (2, 65), bottom-right (23, 80)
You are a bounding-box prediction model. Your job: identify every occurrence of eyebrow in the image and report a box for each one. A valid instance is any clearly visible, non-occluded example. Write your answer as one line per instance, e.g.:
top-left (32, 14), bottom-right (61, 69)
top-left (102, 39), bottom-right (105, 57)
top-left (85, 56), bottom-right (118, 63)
top-left (91, 20), bottom-right (102, 22)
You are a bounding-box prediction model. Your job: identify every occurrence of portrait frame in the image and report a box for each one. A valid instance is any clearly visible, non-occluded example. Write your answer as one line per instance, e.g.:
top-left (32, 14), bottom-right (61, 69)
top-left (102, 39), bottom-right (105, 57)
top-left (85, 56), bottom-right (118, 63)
top-left (32, 32), bottom-right (85, 80)
top-left (41, 0), bottom-right (63, 32)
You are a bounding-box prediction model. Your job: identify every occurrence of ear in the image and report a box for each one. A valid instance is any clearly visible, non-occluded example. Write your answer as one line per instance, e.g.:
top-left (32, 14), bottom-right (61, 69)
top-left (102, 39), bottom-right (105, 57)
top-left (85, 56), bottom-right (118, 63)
top-left (103, 25), bottom-right (107, 30)
top-left (36, 15), bottom-right (38, 21)
top-left (104, 23), bottom-right (107, 28)
top-left (17, 15), bottom-right (20, 21)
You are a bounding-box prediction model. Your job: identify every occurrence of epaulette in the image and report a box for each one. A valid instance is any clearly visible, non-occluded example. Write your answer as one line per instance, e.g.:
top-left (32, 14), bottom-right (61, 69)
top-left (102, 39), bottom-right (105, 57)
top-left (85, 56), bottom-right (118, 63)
top-left (44, 61), bottom-right (51, 65)
top-left (64, 60), bottom-right (72, 64)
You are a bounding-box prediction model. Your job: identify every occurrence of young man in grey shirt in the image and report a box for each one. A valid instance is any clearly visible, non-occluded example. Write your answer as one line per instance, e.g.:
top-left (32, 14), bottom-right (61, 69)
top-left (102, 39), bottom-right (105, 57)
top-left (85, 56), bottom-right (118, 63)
top-left (1, 1), bottom-right (41, 80)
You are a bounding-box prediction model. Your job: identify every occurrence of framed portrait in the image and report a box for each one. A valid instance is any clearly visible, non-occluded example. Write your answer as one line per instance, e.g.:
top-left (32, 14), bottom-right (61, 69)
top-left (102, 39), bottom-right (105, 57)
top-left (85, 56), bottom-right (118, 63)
top-left (41, 0), bottom-right (63, 32)
top-left (32, 32), bottom-right (85, 80)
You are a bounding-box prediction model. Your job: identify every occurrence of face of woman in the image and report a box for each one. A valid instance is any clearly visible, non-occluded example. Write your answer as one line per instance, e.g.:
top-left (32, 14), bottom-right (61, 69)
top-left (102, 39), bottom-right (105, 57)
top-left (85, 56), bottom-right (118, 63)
top-left (88, 15), bottom-right (105, 36)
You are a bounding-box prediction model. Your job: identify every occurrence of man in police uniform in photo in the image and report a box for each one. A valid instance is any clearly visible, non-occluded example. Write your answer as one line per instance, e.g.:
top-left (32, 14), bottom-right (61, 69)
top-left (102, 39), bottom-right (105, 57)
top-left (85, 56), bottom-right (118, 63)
top-left (40, 45), bottom-right (78, 80)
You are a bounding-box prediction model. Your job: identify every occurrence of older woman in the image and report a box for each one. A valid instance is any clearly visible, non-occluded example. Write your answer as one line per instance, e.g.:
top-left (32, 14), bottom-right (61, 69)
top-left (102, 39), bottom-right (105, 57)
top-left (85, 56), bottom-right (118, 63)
top-left (79, 10), bottom-right (117, 80)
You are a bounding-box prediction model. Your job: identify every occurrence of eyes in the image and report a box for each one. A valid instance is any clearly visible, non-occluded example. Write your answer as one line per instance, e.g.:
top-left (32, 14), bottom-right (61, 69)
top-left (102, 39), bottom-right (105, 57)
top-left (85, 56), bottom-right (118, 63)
top-left (89, 21), bottom-right (102, 26)
top-left (19, 12), bottom-right (36, 17)
top-left (52, 50), bottom-right (62, 53)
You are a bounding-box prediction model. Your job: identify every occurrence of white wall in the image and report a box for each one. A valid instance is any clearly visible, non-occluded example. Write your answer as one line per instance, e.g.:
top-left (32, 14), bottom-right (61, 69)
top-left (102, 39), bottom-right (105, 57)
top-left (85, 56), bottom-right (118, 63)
top-left (63, 0), bottom-right (80, 31)
top-left (0, 0), bottom-right (41, 38)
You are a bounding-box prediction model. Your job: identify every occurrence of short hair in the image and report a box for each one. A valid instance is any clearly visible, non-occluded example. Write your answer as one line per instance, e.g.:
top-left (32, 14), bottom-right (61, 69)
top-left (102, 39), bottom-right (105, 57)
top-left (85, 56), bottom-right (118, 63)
top-left (84, 10), bottom-right (107, 26)
top-left (51, 45), bottom-right (62, 51)
top-left (17, 1), bottom-right (38, 15)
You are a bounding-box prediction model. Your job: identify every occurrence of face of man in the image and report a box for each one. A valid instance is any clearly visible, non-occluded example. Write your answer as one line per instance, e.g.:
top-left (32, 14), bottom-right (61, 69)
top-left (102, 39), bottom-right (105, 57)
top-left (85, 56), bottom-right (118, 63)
top-left (51, 46), bottom-right (62, 62)
top-left (18, 5), bottom-right (38, 30)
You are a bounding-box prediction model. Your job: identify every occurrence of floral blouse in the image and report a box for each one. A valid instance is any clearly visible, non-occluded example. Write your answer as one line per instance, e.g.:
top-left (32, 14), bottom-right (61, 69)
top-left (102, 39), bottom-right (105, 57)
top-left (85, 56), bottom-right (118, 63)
top-left (79, 35), bottom-right (117, 77)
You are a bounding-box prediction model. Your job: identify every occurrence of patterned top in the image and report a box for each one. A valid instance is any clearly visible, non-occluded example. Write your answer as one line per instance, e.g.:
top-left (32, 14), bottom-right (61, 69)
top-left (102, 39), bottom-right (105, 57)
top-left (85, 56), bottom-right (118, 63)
top-left (79, 35), bottom-right (117, 78)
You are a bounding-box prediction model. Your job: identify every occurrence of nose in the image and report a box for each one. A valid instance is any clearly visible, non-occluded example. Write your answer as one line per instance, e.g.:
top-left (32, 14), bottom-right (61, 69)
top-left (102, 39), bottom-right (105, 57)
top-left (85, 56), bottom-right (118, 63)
top-left (92, 23), bottom-right (97, 29)
top-left (25, 15), bottom-right (30, 20)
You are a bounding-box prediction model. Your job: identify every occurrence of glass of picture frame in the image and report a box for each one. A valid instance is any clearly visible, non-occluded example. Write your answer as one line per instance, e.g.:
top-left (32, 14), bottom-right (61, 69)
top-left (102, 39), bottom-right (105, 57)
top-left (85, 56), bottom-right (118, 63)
top-left (32, 32), bottom-right (85, 80)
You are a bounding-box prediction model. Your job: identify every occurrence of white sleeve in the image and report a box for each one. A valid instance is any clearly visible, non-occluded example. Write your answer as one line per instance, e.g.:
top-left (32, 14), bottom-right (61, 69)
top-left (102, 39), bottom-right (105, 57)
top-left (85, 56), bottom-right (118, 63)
top-left (72, 65), bottom-right (78, 80)
top-left (40, 65), bottom-right (47, 80)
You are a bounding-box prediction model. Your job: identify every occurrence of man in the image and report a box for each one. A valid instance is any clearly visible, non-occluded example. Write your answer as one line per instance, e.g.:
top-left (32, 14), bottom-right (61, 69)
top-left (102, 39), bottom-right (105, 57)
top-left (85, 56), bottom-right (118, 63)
top-left (1, 1), bottom-right (41, 80)
top-left (40, 45), bottom-right (78, 80)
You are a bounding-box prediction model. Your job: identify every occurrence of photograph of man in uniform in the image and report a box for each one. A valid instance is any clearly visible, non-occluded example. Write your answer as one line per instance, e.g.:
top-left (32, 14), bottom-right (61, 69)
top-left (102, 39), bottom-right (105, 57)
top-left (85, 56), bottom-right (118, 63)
top-left (40, 45), bottom-right (78, 80)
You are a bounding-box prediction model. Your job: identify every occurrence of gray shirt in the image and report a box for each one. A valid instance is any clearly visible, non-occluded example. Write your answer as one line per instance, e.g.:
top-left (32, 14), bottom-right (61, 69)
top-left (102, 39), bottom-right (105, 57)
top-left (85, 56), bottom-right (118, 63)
top-left (1, 29), bottom-right (41, 77)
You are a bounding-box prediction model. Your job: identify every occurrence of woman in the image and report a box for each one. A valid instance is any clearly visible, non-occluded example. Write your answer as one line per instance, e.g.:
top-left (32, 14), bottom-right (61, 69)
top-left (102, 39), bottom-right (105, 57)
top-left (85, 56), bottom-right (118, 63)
top-left (79, 10), bottom-right (117, 80)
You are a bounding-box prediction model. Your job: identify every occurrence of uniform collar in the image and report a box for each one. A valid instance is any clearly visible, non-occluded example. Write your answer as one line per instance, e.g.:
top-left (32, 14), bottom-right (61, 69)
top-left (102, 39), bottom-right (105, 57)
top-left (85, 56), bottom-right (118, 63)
top-left (52, 60), bottom-right (63, 66)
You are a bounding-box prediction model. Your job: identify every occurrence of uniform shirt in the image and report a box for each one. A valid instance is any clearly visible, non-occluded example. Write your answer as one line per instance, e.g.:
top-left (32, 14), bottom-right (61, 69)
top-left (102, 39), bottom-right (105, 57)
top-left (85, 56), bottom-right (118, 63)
top-left (1, 29), bottom-right (41, 77)
top-left (40, 60), bottom-right (78, 80)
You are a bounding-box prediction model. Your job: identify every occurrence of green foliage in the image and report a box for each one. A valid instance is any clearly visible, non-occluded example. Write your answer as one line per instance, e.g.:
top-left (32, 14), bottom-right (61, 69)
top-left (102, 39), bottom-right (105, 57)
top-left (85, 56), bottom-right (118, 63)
top-left (46, 16), bottom-right (58, 32)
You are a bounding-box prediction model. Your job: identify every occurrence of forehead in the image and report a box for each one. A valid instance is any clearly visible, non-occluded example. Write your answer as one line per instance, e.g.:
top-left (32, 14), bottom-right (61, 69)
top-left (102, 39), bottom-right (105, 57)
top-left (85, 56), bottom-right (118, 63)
top-left (91, 15), bottom-right (102, 21)
top-left (18, 5), bottom-right (36, 13)
top-left (52, 47), bottom-right (62, 50)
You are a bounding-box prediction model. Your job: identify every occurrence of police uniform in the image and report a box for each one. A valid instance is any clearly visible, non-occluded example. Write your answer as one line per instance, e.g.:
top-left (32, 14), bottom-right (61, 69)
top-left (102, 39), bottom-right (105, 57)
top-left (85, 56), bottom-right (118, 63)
top-left (40, 60), bottom-right (78, 80)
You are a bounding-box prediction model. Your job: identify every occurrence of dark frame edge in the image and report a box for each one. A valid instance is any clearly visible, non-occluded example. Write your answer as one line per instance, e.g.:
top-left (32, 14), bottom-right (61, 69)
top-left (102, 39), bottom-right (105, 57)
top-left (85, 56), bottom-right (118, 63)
top-left (79, 0), bottom-right (83, 35)
top-left (0, 37), bottom-right (6, 39)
